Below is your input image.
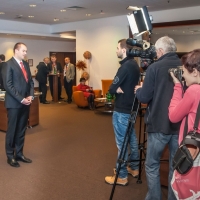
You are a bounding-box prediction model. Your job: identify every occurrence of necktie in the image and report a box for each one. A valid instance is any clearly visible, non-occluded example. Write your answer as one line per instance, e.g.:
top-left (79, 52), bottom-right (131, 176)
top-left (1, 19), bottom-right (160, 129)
top-left (20, 61), bottom-right (28, 82)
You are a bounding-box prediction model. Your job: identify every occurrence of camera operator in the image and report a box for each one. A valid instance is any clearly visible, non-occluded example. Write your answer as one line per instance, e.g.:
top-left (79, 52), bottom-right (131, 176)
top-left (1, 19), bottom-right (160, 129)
top-left (134, 36), bottom-right (181, 200)
top-left (105, 39), bottom-right (140, 186)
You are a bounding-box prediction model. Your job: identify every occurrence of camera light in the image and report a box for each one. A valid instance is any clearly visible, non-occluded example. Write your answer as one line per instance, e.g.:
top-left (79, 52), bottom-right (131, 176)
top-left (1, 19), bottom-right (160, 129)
top-left (127, 6), bottom-right (152, 36)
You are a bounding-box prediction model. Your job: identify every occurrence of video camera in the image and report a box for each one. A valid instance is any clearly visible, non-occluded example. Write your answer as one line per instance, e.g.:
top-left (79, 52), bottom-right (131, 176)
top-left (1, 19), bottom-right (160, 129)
top-left (126, 38), bottom-right (157, 70)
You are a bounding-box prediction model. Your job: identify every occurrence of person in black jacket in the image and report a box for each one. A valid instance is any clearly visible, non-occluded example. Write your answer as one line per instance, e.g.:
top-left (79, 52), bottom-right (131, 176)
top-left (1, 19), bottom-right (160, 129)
top-left (47, 55), bottom-right (64, 100)
top-left (0, 54), bottom-right (6, 90)
top-left (105, 39), bottom-right (140, 186)
top-left (2, 42), bottom-right (34, 167)
top-left (135, 36), bottom-right (181, 200)
top-left (36, 57), bottom-right (50, 104)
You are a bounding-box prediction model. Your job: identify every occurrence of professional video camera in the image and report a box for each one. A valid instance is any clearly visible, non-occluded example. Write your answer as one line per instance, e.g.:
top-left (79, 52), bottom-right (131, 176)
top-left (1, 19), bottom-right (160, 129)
top-left (168, 66), bottom-right (183, 82)
top-left (126, 38), bottom-right (157, 70)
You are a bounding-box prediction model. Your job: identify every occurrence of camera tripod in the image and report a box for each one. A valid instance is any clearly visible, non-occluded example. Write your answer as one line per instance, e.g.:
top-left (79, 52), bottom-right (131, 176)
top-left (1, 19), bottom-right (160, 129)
top-left (109, 96), bottom-right (147, 200)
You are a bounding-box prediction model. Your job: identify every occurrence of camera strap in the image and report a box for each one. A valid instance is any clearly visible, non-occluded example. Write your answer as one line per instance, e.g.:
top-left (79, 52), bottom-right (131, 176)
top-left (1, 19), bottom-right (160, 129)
top-left (193, 101), bottom-right (200, 131)
top-left (183, 102), bottom-right (200, 149)
top-left (182, 102), bottom-right (200, 142)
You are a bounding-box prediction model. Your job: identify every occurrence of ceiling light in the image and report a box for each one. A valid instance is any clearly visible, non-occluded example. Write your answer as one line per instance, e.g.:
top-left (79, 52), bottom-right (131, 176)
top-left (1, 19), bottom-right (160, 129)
top-left (29, 4), bottom-right (36, 7)
top-left (86, 14), bottom-right (91, 16)
top-left (126, 6), bottom-right (140, 11)
top-left (100, 10), bottom-right (105, 14)
top-left (54, 18), bottom-right (59, 21)
top-left (65, 6), bottom-right (85, 11)
top-left (0, 12), bottom-right (5, 14)
top-left (60, 9), bottom-right (66, 12)
top-left (28, 16), bottom-right (34, 18)
top-left (60, 34), bottom-right (76, 39)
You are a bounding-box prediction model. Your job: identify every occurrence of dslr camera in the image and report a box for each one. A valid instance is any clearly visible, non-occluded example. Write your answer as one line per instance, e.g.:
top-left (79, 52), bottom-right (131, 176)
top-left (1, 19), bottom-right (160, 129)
top-left (168, 66), bottom-right (183, 82)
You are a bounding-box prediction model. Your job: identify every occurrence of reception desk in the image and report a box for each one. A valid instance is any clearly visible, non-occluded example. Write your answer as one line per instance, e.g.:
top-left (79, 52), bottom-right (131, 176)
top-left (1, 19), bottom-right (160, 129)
top-left (0, 96), bottom-right (39, 132)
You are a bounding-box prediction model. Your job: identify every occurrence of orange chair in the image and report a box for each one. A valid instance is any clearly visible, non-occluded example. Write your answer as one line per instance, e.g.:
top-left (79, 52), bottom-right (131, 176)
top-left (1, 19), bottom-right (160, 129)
top-left (101, 79), bottom-right (113, 97)
top-left (73, 86), bottom-right (101, 108)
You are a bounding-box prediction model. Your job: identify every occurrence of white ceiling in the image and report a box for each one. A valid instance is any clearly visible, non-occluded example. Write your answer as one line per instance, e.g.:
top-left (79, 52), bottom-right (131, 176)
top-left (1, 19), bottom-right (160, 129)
top-left (0, 0), bottom-right (200, 25)
top-left (0, 0), bottom-right (200, 40)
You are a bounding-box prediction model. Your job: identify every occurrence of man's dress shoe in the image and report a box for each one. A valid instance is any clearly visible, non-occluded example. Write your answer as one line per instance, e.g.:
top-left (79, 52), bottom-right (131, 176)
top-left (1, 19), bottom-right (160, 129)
top-left (15, 155), bottom-right (32, 163)
top-left (43, 101), bottom-right (50, 104)
top-left (7, 158), bottom-right (20, 167)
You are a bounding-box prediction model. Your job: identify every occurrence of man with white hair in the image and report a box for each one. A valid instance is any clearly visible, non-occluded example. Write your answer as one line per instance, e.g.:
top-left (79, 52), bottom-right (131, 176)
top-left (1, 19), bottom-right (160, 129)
top-left (135, 36), bottom-right (181, 200)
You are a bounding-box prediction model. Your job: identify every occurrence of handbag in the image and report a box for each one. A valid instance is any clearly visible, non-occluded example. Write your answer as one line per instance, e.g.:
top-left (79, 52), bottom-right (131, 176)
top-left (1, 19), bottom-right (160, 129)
top-left (172, 102), bottom-right (200, 174)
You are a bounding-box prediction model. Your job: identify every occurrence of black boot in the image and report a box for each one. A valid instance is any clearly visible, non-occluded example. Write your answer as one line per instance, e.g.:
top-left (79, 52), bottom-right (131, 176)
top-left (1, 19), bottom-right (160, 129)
top-left (87, 95), bottom-right (93, 110)
top-left (90, 95), bottom-right (95, 109)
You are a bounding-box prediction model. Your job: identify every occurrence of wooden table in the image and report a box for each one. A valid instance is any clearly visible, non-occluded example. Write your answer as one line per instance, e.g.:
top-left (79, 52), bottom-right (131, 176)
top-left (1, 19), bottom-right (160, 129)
top-left (94, 98), bottom-right (114, 113)
top-left (0, 96), bottom-right (39, 132)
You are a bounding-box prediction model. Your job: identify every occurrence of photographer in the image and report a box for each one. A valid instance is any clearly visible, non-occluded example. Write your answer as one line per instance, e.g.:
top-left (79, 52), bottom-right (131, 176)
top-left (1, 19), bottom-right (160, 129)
top-left (105, 39), bottom-right (140, 186)
top-left (135, 36), bottom-right (181, 200)
top-left (169, 49), bottom-right (200, 198)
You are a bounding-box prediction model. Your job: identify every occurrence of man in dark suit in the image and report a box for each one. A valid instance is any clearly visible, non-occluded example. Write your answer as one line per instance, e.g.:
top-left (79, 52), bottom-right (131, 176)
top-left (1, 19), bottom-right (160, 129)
top-left (36, 57), bottom-right (50, 104)
top-left (47, 55), bottom-right (63, 100)
top-left (0, 54), bottom-right (6, 90)
top-left (2, 42), bottom-right (34, 167)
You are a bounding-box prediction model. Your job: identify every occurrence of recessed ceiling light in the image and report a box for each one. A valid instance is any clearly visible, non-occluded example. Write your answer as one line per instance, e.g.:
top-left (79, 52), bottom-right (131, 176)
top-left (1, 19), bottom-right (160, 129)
top-left (6, 33), bottom-right (11, 35)
top-left (86, 14), bottom-right (91, 16)
top-left (65, 6), bottom-right (85, 11)
top-left (100, 10), bottom-right (105, 14)
top-left (0, 12), bottom-right (5, 14)
top-left (28, 16), bottom-right (34, 18)
top-left (29, 4), bottom-right (36, 7)
top-left (54, 18), bottom-right (59, 21)
top-left (60, 9), bottom-right (66, 12)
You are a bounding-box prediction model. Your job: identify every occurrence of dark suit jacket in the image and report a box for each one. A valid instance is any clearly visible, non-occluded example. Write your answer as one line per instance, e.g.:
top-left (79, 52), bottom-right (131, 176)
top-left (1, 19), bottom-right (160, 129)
top-left (0, 62), bottom-right (6, 89)
top-left (36, 62), bottom-right (49, 84)
top-left (2, 57), bottom-right (34, 108)
top-left (47, 62), bottom-right (63, 74)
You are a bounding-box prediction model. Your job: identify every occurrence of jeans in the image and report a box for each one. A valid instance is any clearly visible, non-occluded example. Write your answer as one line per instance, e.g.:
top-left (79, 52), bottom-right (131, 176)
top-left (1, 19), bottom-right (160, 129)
top-left (145, 132), bottom-right (178, 200)
top-left (112, 111), bottom-right (139, 179)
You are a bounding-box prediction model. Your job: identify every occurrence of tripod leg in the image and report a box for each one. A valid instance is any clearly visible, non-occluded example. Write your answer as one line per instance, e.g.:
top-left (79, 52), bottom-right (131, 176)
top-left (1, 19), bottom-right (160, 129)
top-left (137, 121), bottom-right (147, 183)
top-left (109, 127), bottom-right (133, 200)
top-left (109, 113), bottom-right (137, 200)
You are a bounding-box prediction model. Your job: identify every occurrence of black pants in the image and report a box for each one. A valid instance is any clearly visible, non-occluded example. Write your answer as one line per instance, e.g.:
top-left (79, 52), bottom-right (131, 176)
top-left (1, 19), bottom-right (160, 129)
top-left (87, 94), bottom-right (94, 109)
top-left (64, 79), bottom-right (73, 102)
top-left (49, 76), bottom-right (62, 99)
top-left (39, 82), bottom-right (47, 103)
top-left (6, 106), bottom-right (30, 159)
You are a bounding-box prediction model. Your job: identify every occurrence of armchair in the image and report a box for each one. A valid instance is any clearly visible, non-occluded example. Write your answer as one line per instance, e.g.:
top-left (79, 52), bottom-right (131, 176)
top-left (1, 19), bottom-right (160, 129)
top-left (101, 79), bottom-right (113, 97)
top-left (73, 86), bottom-right (101, 108)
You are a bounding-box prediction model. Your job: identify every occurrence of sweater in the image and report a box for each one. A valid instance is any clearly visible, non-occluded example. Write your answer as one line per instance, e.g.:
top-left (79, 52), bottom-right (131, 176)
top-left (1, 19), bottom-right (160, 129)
top-left (136, 52), bottom-right (181, 134)
top-left (169, 83), bottom-right (200, 144)
top-left (109, 57), bottom-right (140, 114)
top-left (77, 84), bottom-right (92, 98)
